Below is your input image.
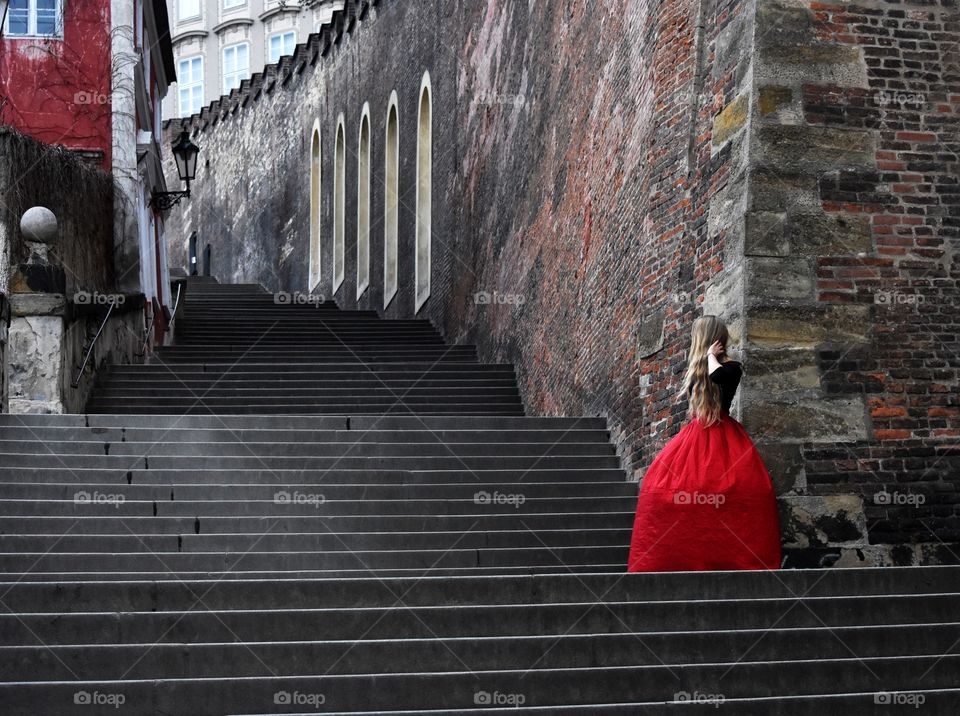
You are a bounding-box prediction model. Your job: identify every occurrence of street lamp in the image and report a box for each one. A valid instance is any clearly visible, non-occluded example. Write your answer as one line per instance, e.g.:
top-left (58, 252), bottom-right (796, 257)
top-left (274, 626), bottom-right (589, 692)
top-left (150, 130), bottom-right (200, 211)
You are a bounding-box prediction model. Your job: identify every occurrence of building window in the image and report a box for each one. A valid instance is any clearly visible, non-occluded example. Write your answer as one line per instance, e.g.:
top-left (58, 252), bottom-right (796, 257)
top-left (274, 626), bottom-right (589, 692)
top-left (415, 72), bottom-right (432, 313)
top-left (222, 43), bottom-right (249, 94)
top-left (384, 91), bottom-right (399, 309)
top-left (178, 0), bottom-right (201, 21)
top-left (177, 56), bottom-right (204, 117)
top-left (5, 0), bottom-right (62, 37)
top-left (267, 31), bottom-right (296, 63)
top-left (309, 120), bottom-right (322, 292)
top-left (333, 115), bottom-right (345, 293)
top-left (357, 104), bottom-right (371, 297)
top-left (223, 0), bottom-right (245, 9)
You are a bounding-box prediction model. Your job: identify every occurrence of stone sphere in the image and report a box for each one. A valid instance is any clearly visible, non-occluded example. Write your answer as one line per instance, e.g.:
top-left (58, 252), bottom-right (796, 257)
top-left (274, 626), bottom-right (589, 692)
top-left (20, 206), bottom-right (59, 245)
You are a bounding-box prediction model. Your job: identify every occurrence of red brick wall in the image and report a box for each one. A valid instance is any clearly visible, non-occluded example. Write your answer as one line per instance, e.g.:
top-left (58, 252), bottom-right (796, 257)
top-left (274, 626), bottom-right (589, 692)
top-left (797, 1), bottom-right (959, 557)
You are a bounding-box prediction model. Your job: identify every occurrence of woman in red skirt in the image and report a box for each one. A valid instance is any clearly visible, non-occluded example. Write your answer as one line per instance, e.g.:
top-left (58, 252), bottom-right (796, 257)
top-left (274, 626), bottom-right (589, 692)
top-left (627, 316), bottom-right (782, 572)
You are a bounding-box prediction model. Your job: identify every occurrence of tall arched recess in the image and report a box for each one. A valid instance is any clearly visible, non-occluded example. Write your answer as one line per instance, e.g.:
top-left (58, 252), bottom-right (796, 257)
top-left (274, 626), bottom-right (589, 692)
top-left (357, 103), bottom-right (371, 297)
top-left (309, 119), bottom-right (321, 291)
top-left (383, 91), bottom-right (399, 309)
top-left (333, 114), bottom-right (346, 293)
top-left (414, 72), bottom-right (432, 313)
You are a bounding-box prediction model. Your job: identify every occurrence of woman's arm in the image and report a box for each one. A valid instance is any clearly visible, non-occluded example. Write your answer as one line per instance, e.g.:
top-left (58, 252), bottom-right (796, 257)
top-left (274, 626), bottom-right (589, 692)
top-left (707, 340), bottom-right (725, 375)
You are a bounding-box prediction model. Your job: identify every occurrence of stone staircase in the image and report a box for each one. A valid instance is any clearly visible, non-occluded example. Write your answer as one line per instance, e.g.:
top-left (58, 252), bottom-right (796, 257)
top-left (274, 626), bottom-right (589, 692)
top-left (0, 278), bottom-right (957, 714)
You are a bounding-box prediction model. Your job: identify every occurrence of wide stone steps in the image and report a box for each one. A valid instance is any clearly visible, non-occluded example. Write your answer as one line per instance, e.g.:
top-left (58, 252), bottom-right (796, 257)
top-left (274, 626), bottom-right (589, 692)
top-left (0, 527), bottom-right (632, 552)
top-left (0, 657), bottom-right (957, 714)
top-left (0, 511), bottom-right (634, 537)
top-left (2, 279), bottom-right (955, 714)
top-left (0, 438), bottom-right (611, 456)
top-left (3, 622), bottom-right (955, 680)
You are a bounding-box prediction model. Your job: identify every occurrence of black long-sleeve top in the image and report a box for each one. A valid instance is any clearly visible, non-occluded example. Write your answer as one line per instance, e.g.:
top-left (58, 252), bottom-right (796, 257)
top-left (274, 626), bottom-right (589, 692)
top-left (687, 360), bottom-right (743, 414)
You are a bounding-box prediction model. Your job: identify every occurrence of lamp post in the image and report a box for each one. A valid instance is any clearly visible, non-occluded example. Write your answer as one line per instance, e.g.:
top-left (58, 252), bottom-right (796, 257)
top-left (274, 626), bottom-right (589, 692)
top-left (150, 130), bottom-right (200, 211)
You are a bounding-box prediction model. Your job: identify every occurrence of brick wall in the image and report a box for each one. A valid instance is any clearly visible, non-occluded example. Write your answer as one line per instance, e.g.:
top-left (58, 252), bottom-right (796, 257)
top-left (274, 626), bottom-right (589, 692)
top-left (745, 0), bottom-right (959, 566)
top-left (807, 1), bottom-right (959, 561)
top-left (161, 0), bottom-right (959, 565)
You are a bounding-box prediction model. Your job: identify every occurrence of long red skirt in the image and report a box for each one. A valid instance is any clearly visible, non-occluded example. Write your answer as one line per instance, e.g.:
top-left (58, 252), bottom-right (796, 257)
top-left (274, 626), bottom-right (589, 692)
top-left (627, 413), bottom-right (782, 572)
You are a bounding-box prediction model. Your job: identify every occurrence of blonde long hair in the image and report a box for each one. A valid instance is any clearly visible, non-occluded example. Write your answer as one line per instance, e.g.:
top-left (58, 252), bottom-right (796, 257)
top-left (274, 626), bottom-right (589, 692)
top-left (678, 315), bottom-right (732, 427)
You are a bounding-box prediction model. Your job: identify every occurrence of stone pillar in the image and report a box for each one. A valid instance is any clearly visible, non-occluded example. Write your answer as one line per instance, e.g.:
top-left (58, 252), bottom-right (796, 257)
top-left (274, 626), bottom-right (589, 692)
top-left (7, 207), bottom-right (69, 414)
top-left (740, 0), bottom-right (875, 564)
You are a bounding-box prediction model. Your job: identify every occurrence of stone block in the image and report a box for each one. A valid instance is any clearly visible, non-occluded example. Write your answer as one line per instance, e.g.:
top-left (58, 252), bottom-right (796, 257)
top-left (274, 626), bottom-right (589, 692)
top-left (746, 303), bottom-right (871, 346)
top-left (778, 494), bottom-right (868, 549)
top-left (7, 315), bottom-right (65, 414)
top-left (712, 93), bottom-right (749, 146)
top-left (756, 2), bottom-right (814, 48)
top-left (11, 293), bottom-right (67, 317)
top-left (741, 392), bottom-right (869, 442)
top-left (787, 210), bottom-right (873, 257)
top-left (758, 86), bottom-right (793, 117)
top-left (758, 44), bottom-right (868, 87)
top-left (748, 167), bottom-right (820, 213)
top-left (637, 308), bottom-right (665, 359)
top-left (745, 256), bottom-right (815, 305)
top-left (740, 346), bottom-right (823, 393)
top-left (755, 440), bottom-right (805, 495)
top-left (756, 125), bottom-right (876, 175)
top-left (744, 211), bottom-right (789, 257)
top-left (702, 265), bottom-right (744, 320)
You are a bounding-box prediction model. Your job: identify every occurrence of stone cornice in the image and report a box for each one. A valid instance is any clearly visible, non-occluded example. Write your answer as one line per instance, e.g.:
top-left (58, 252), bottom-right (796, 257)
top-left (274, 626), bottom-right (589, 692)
top-left (212, 17), bottom-right (255, 35)
top-left (171, 29), bottom-right (209, 46)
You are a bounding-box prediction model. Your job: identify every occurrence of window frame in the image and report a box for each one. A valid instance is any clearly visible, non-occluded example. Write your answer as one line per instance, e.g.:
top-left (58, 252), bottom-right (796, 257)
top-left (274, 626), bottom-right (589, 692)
top-left (267, 30), bottom-right (297, 64)
top-left (177, 54), bottom-right (204, 117)
top-left (178, 0), bottom-right (202, 22)
top-left (356, 103), bottom-right (372, 298)
top-left (4, 0), bottom-right (64, 39)
top-left (414, 71), bottom-right (433, 313)
top-left (222, 42), bottom-right (250, 95)
top-left (383, 91), bottom-right (400, 309)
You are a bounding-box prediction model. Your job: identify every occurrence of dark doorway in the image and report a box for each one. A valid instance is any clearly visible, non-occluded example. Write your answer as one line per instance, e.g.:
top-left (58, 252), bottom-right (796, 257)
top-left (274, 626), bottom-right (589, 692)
top-left (188, 233), bottom-right (198, 275)
top-left (202, 244), bottom-right (212, 277)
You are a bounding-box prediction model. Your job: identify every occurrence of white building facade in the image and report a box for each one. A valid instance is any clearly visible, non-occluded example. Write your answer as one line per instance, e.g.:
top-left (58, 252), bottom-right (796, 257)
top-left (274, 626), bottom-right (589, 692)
top-left (164, 0), bottom-right (345, 120)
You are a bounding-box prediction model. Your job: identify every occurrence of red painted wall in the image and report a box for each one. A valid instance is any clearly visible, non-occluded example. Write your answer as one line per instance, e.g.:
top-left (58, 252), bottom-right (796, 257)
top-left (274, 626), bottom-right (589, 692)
top-left (0, 0), bottom-right (113, 169)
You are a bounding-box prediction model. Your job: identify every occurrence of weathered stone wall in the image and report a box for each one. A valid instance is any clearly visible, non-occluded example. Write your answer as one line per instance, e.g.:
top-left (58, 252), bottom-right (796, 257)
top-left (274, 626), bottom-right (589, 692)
top-left (743, 0), bottom-right (959, 566)
top-left (162, 0), bottom-right (753, 470)
top-left (0, 127), bottom-right (143, 413)
top-left (161, 0), bottom-right (959, 565)
top-left (0, 126), bottom-right (116, 293)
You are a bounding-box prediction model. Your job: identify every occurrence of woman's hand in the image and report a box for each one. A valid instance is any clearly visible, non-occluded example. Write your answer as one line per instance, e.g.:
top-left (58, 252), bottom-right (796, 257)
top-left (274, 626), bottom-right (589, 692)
top-left (708, 340), bottom-right (725, 358)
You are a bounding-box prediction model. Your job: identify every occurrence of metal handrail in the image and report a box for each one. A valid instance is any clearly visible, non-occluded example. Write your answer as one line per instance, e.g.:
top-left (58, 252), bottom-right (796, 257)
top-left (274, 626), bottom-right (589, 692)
top-left (137, 312), bottom-right (156, 357)
top-left (170, 282), bottom-right (183, 322)
top-left (72, 302), bottom-right (115, 388)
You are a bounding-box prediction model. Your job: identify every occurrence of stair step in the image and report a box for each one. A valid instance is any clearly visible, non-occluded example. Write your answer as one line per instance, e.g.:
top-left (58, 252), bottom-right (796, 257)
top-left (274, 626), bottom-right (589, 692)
top-left (0, 280), bottom-right (942, 713)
